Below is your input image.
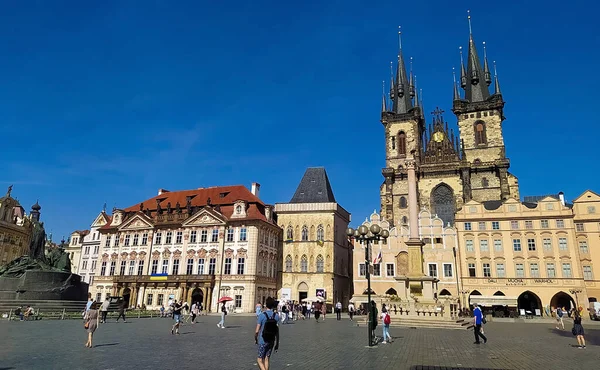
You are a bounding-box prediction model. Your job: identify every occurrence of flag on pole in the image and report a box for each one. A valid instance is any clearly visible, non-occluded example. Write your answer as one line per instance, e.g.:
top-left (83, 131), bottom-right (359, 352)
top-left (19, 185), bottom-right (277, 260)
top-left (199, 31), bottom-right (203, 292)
top-left (373, 250), bottom-right (382, 264)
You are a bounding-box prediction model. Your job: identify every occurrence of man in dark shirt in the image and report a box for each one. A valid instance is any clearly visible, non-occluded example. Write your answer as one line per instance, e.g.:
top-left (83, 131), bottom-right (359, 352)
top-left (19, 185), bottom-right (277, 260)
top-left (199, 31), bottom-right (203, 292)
top-left (171, 300), bottom-right (183, 335)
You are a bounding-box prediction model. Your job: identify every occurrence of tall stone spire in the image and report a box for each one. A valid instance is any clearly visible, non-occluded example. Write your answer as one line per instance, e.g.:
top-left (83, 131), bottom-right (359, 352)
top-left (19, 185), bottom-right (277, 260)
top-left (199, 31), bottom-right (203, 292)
top-left (483, 41), bottom-right (492, 86)
top-left (381, 81), bottom-right (387, 113)
top-left (391, 27), bottom-right (413, 114)
top-left (493, 61), bottom-right (502, 95)
top-left (453, 68), bottom-right (460, 101)
top-left (464, 10), bottom-right (490, 102)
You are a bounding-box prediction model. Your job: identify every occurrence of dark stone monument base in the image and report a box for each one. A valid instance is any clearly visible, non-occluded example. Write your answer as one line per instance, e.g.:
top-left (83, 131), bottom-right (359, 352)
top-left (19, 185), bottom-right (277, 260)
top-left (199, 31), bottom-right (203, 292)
top-left (0, 270), bottom-right (89, 301)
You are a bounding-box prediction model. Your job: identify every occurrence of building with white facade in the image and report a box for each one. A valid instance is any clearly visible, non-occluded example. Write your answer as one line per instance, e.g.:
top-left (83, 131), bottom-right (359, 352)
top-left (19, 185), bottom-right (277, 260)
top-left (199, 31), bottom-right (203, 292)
top-left (85, 184), bottom-right (281, 313)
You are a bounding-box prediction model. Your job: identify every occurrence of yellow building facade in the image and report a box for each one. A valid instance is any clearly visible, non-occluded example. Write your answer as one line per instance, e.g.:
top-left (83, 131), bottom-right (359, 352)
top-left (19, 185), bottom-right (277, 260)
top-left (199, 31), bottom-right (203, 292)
top-left (456, 196), bottom-right (590, 317)
top-left (0, 186), bottom-right (37, 266)
top-left (275, 168), bottom-right (352, 307)
top-left (573, 190), bottom-right (600, 302)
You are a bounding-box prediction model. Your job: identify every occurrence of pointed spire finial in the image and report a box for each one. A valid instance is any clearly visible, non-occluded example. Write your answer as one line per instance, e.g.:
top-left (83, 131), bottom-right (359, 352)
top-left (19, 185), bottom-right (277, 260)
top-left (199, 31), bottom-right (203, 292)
top-left (389, 61), bottom-right (395, 100)
top-left (414, 75), bottom-right (419, 107)
top-left (103, 202), bottom-right (107, 213)
top-left (398, 26), bottom-right (402, 50)
top-left (459, 46), bottom-right (467, 88)
top-left (493, 60), bottom-right (502, 95)
top-left (467, 10), bottom-right (473, 36)
top-left (381, 80), bottom-right (387, 113)
top-left (483, 41), bottom-right (492, 86)
top-left (453, 67), bottom-right (460, 101)
top-left (409, 57), bottom-right (415, 98)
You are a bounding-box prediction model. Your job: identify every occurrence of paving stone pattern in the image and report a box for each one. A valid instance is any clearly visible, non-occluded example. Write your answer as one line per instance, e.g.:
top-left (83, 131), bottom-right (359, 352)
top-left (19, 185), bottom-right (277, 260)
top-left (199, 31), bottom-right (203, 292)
top-left (1, 315), bottom-right (599, 369)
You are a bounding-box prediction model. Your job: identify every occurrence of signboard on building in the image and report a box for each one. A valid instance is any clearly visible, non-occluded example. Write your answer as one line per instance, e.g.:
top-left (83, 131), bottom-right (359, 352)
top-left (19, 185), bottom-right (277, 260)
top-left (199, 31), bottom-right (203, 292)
top-left (316, 288), bottom-right (326, 299)
top-left (281, 288), bottom-right (291, 301)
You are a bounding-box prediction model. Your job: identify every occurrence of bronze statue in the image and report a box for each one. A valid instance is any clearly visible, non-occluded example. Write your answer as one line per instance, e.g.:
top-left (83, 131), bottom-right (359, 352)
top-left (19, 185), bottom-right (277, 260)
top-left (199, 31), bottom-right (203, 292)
top-left (0, 220), bottom-right (71, 277)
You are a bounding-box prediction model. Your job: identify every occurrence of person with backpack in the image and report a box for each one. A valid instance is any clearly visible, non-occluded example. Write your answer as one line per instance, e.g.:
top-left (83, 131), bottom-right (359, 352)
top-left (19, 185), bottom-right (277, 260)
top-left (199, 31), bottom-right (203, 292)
top-left (556, 306), bottom-right (565, 330)
top-left (381, 306), bottom-right (393, 344)
top-left (255, 297), bottom-right (279, 370)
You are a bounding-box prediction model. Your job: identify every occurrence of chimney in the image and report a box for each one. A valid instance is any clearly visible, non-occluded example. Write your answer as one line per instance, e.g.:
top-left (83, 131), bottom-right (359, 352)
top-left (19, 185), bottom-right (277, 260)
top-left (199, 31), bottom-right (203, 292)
top-left (251, 182), bottom-right (261, 198)
top-left (158, 189), bottom-right (170, 196)
top-left (558, 192), bottom-right (565, 206)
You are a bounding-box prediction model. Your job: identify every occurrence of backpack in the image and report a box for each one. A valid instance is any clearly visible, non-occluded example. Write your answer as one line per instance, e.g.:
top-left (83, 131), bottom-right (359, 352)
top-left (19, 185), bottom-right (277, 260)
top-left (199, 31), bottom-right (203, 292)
top-left (384, 313), bottom-right (391, 325)
top-left (262, 312), bottom-right (278, 343)
top-left (557, 308), bottom-right (563, 318)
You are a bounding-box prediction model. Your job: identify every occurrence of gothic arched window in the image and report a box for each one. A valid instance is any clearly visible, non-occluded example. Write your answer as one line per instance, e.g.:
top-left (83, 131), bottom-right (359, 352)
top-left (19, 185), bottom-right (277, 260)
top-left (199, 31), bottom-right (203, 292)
top-left (391, 136), bottom-right (396, 150)
top-left (402, 216), bottom-right (408, 225)
top-left (474, 121), bottom-right (487, 145)
top-left (431, 184), bottom-right (456, 226)
top-left (301, 255), bottom-right (308, 272)
top-left (285, 255), bottom-right (292, 272)
top-left (316, 225), bottom-right (324, 241)
top-left (482, 177), bottom-right (489, 188)
top-left (301, 226), bottom-right (308, 241)
top-left (286, 226), bottom-right (293, 240)
top-left (399, 196), bottom-right (408, 209)
top-left (316, 255), bottom-right (324, 272)
top-left (398, 131), bottom-right (407, 155)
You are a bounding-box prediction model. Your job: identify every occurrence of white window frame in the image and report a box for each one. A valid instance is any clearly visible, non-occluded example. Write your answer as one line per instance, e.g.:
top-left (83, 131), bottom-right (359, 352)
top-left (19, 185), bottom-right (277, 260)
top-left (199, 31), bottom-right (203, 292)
top-left (443, 263), bottom-right (453, 278)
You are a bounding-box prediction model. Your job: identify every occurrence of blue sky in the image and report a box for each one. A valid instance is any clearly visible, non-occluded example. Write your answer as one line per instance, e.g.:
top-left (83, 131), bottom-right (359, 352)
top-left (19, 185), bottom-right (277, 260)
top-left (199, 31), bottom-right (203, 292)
top-left (1, 1), bottom-right (598, 240)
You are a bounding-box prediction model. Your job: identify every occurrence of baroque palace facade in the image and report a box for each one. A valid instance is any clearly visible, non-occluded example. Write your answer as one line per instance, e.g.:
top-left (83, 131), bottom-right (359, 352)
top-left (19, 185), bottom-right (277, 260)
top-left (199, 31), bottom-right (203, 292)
top-left (353, 21), bottom-right (600, 316)
top-left (79, 184), bottom-right (281, 313)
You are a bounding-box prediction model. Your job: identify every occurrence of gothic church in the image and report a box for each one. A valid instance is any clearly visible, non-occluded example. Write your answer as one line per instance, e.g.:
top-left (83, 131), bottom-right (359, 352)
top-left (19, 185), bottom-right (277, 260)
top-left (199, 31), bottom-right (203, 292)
top-left (380, 26), bottom-right (519, 228)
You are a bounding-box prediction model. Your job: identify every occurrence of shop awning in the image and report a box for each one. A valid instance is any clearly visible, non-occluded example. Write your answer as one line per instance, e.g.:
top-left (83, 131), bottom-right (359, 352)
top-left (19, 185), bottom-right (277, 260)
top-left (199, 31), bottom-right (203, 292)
top-left (469, 296), bottom-right (518, 307)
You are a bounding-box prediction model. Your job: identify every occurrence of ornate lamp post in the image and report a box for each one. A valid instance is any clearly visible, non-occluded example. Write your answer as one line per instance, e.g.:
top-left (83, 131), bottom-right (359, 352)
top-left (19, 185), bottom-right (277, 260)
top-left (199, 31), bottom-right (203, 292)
top-left (346, 223), bottom-right (389, 347)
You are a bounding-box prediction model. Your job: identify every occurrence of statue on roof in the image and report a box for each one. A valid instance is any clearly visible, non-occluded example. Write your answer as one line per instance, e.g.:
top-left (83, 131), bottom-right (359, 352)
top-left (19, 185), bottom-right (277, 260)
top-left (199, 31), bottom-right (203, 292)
top-left (167, 202), bottom-right (172, 214)
top-left (6, 185), bottom-right (13, 197)
top-left (175, 202), bottom-right (181, 214)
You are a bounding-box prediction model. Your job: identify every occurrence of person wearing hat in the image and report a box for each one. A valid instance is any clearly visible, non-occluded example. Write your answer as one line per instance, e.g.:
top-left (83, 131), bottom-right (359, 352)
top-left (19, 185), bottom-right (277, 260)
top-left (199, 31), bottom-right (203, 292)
top-left (472, 302), bottom-right (487, 344)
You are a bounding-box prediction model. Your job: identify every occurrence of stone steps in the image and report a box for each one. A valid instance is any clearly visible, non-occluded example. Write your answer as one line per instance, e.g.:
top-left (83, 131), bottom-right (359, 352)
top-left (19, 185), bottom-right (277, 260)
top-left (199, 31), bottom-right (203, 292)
top-left (0, 299), bottom-right (100, 314)
top-left (355, 316), bottom-right (470, 330)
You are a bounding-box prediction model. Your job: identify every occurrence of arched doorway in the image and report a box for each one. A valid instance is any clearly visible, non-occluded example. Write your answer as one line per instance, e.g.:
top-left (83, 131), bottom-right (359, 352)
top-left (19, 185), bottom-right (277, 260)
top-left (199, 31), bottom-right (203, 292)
top-left (385, 288), bottom-right (398, 296)
top-left (191, 288), bottom-right (204, 307)
top-left (298, 282), bottom-right (309, 302)
top-left (518, 291), bottom-right (542, 315)
top-left (550, 291), bottom-right (576, 311)
top-left (439, 289), bottom-right (451, 296)
top-left (493, 291), bottom-right (505, 296)
top-left (122, 287), bottom-right (131, 308)
top-left (430, 184), bottom-right (456, 226)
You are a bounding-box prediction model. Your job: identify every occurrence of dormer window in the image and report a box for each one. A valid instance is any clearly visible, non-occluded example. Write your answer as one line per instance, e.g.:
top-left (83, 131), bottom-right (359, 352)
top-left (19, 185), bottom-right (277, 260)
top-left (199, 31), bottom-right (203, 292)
top-left (232, 201), bottom-right (247, 218)
top-left (236, 205), bottom-right (242, 214)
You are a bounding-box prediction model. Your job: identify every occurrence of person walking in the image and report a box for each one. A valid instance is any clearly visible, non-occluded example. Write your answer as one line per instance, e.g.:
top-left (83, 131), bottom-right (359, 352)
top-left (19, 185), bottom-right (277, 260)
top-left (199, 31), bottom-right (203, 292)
top-left (472, 303), bottom-right (487, 344)
top-left (313, 301), bottom-right (322, 322)
top-left (217, 302), bottom-right (227, 328)
top-left (369, 301), bottom-right (378, 345)
top-left (84, 301), bottom-right (100, 348)
top-left (255, 297), bottom-right (280, 370)
top-left (171, 300), bottom-right (182, 335)
top-left (191, 302), bottom-right (198, 324)
top-left (556, 306), bottom-right (565, 330)
top-left (116, 299), bottom-right (127, 322)
top-left (572, 311), bottom-right (586, 349)
top-left (335, 301), bottom-right (342, 320)
top-left (256, 302), bottom-right (263, 317)
top-left (348, 302), bottom-right (355, 321)
top-left (100, 298), bottom-right (110, 323)
top-left (381, 308), bottom-right (393, 344)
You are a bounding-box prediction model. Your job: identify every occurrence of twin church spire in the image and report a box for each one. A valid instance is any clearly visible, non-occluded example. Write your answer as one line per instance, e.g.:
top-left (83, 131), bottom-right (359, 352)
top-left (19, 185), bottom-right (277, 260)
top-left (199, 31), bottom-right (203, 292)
top-left (382, 11), bottom-right (503, 112)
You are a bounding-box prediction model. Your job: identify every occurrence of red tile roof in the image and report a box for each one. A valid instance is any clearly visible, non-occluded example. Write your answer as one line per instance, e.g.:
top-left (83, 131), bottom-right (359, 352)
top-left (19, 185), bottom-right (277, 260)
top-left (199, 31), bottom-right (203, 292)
top-left (100, 185), bottom-right (274, 231)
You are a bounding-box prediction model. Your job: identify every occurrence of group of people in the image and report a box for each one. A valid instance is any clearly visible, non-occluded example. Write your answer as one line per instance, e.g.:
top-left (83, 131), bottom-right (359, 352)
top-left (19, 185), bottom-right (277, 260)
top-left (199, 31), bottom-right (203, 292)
top-left (13, 305), bottom-right (35, 321)
top-left (554, 306), bottom-right (586, 348)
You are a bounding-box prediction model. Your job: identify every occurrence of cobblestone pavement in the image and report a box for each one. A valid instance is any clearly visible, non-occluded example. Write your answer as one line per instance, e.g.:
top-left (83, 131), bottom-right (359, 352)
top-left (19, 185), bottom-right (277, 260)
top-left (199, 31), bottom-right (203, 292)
top-left (2, 315), bottom-right (599, 369)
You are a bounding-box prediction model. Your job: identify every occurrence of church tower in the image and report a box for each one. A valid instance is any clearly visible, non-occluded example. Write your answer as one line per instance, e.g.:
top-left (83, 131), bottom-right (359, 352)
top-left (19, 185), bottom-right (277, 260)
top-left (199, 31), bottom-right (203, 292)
top-left (380, 29), bottom-right (424, 226)
top-left (452, 13), bottom-right (519, 201)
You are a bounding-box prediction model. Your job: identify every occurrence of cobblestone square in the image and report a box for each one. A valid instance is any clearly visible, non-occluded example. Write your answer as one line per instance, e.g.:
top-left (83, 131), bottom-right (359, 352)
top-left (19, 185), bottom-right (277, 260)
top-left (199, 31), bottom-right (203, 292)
top-left (2, 316), bottom-right (599, 369)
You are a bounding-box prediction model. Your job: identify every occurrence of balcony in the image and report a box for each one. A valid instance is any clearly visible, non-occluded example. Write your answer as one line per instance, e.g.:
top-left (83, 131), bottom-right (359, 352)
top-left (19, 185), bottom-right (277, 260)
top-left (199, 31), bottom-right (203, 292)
top-left (112, 274), bottom-right (216, 285)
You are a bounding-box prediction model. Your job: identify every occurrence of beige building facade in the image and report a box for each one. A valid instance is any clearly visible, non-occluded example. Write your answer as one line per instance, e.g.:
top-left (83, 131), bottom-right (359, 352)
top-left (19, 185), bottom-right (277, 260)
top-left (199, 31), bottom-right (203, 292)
top-left (456, 196), bottom-right (589, 316)
top-left (275, 168), bottom-right (352, 307)
top-left (83, 184), bottom-right (281, 313)
top-left (0, 186), bottom-right (38, 266)
top-left (351, 210), bottom-right (459, 310)
top-left (573, 190), bottom-right (600, 303)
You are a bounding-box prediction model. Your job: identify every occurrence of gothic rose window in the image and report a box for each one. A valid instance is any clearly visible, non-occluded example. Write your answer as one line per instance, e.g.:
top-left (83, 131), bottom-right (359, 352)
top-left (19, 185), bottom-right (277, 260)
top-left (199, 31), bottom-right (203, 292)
top-left (474, 121), bottom-right (487, 145)
top-left (431, 184), bottom-right (455, 226)
top-left (398, 131), bottom-right (407, 155)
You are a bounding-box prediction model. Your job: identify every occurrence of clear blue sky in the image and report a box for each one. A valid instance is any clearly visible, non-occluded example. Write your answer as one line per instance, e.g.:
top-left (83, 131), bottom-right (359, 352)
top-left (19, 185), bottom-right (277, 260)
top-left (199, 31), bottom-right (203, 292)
top-left (1, 1), bottom-right (598, 240)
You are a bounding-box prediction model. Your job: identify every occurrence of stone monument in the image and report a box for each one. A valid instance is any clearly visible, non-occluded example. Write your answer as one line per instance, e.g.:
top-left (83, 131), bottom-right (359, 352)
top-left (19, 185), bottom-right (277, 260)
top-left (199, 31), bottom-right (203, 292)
top-left (0, 218), bottom-right (88, 301)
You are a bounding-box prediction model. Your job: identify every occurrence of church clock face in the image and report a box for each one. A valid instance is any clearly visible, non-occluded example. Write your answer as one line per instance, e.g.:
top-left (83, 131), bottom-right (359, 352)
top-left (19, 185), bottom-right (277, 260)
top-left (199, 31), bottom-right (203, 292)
top-left (432, 132), bottom-right (445, 142)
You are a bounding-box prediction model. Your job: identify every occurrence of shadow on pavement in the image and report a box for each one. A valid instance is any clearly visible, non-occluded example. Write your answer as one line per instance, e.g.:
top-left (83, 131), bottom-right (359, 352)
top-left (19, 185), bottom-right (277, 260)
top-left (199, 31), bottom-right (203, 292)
top-left (93, 343), bottom-right (119, 348)
top-left (550, 327), bottom-right (600, 346)
top-left (412, 367), bottom-right (510, 370)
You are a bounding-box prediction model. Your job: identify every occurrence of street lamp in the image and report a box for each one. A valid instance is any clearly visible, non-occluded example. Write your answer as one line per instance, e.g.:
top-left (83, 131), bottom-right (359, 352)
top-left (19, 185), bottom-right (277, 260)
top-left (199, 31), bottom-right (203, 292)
top-left (569, 289), bottom-right (582, 309)
top-left (346, 223), bottom-right (389, 347)
top-left (460, 290), bottom-right (470, 315)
